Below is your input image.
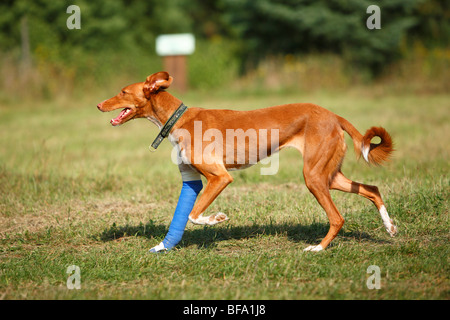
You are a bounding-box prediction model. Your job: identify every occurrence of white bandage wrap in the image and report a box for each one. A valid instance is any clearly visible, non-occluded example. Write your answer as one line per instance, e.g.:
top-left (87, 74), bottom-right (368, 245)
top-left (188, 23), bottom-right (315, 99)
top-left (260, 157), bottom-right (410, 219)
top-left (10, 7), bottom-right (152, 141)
top-left (149, 242), bottom-right (167, 253)
top-left (178, 163), bottom-right (201, 182)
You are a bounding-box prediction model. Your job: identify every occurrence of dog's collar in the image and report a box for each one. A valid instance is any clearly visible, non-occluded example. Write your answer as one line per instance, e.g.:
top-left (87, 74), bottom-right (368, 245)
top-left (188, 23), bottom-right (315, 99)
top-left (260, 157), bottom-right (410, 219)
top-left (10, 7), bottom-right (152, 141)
top-left (149, 102), bottom-right (188, 152)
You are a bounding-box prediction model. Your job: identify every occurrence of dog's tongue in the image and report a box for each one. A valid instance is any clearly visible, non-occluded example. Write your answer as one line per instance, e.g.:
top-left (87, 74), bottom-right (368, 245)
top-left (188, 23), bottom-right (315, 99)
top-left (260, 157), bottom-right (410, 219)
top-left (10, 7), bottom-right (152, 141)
top-left (111, 108), bottom-right (130, 126)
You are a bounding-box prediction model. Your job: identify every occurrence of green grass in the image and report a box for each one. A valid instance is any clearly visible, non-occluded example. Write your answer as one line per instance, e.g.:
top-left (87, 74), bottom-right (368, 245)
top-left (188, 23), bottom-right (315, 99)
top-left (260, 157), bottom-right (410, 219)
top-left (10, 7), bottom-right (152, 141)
top-left (0, 88), bottom-right (448, 300)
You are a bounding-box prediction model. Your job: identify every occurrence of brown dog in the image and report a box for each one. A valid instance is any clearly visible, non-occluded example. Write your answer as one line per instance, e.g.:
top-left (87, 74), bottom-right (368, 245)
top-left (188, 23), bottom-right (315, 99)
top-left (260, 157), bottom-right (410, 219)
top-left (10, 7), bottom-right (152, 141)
top-left (97, 71), bottom-right (397, 251)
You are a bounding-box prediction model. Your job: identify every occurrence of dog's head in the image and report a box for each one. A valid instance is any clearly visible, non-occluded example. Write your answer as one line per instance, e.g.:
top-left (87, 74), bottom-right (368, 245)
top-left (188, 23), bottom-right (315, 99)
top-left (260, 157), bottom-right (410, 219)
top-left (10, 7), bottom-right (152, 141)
top-left (97, 71), bottom-right (173, 126)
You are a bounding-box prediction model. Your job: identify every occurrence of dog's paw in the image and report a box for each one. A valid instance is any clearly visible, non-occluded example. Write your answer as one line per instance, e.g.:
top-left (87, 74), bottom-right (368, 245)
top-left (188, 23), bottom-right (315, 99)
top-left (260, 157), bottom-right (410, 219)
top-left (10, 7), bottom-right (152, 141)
top-left (212, 212), bottom-right (229, 224)
top-left (189, 214), bottom-right (208, 225)
top-left (303, 244), bottom-right (324, 252)
top-left (387, 221), bottom-right (398, 237)
top-left (189, 212), bottom-right (229, 225)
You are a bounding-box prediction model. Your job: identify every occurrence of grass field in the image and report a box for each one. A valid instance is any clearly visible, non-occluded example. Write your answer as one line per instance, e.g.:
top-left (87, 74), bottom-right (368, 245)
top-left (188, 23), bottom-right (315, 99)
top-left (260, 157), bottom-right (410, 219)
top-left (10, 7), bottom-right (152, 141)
top-left (0, 87), bottom-right (448, 300)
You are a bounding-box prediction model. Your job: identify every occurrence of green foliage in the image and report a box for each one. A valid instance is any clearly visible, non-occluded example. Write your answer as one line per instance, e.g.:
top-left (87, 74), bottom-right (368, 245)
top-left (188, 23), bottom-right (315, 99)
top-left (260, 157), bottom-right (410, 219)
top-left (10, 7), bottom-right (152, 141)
top-left (222, 0), bottom-right (443, 73)
top-left (0, 0), bottom-right (240, 99)
top-left (409, 0), bottom-right (450, 47)
top-left (0, 0), bottom-right (447, 99)
top-left (189, 38), bottom-right (239, 90)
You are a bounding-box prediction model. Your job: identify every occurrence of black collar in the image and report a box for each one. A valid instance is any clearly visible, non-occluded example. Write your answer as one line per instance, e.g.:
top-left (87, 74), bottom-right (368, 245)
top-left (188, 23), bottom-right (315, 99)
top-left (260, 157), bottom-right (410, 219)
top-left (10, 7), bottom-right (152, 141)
top-left (149, 103), bottom-right (188, 151)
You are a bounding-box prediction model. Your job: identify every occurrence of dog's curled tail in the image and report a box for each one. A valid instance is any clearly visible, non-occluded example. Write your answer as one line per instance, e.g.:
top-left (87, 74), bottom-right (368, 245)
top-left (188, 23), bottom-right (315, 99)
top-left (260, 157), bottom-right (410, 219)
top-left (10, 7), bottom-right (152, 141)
top-left (338, 116), bottom-right (394, 166)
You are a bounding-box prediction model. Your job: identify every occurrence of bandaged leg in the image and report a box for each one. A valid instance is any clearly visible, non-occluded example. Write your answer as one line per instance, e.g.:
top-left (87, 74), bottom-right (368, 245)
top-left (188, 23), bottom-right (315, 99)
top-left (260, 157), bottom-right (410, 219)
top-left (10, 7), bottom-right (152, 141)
top-left (149, 164), bottom-right (202, 253)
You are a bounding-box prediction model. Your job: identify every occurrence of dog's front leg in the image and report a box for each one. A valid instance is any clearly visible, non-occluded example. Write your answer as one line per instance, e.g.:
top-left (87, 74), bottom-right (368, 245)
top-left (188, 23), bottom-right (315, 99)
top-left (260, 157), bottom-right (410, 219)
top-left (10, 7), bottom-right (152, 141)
top-left (189, 172), bottom-right (233, 225)
top-left (149, 164), bottom-right (203, 253)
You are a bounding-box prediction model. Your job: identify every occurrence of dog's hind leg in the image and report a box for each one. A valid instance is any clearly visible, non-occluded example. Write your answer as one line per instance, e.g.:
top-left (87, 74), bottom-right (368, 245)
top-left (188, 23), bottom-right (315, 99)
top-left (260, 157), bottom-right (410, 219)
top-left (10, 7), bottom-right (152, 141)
top-left (302, 131), bottom-right (347, 251)
top-left (303, 176), bottom-right (345, 252)
top-left (330, 171), bottom-right (397, 237)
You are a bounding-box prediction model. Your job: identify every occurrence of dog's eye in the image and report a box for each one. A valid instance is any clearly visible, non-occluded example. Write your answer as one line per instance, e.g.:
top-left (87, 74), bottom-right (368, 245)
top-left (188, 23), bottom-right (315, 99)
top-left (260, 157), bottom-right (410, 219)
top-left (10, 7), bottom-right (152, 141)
top-left (121, 90), bottom-right (127, 96)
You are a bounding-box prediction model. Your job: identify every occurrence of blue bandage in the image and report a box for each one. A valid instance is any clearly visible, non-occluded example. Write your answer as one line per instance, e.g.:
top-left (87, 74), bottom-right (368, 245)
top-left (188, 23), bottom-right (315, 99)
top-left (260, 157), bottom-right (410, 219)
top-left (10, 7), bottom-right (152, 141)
top-left (149, 179), bottom-right (202, 252)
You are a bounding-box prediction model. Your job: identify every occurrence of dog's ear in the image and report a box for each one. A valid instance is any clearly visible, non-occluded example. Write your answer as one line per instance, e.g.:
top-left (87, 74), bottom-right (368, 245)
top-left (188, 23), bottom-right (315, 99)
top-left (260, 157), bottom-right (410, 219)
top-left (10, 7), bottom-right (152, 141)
top-left (143, 71), bottom-right (173, 98)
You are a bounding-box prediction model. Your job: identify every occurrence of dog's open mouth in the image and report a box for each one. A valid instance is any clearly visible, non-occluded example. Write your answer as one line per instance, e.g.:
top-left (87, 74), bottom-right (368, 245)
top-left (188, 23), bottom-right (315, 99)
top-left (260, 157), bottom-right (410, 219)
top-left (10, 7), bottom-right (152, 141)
top-left (111, 108), bottom-right (133, 126)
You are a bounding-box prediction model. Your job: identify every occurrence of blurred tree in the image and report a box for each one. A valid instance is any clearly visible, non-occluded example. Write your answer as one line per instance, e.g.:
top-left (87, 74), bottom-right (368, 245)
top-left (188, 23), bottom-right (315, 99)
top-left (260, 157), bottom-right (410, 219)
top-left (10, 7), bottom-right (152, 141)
top-left (221, 0), bottom-right (435, 73)
top-left (0, 0), bottom-right (131, 52)
top-left (0, 0), bottom-right (446, 86)
top-left (186, 0), bottom-right (233, 39)
top-left (409, 0), bottom-right (450, 47)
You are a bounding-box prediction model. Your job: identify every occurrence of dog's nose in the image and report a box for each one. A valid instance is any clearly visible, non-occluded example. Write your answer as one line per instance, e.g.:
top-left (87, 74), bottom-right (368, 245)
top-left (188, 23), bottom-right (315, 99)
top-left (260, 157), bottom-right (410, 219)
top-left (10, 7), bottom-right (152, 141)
top-left (97, 103), bottom-right (103, 111)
